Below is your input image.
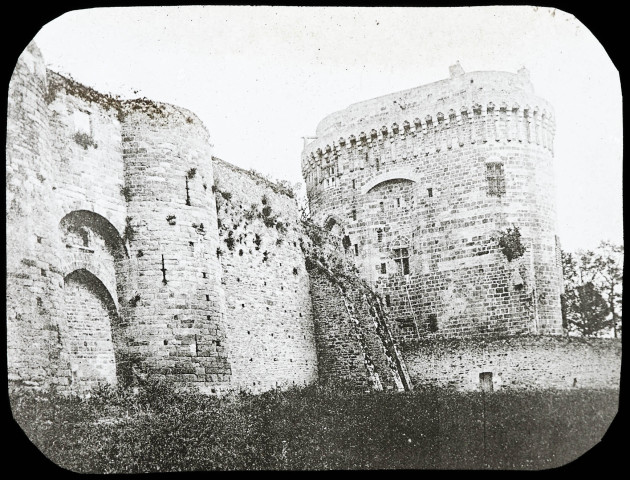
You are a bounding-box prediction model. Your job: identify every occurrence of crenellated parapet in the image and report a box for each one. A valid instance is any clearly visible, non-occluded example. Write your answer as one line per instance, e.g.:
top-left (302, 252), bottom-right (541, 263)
top-left (302, 97), bottom-right (554, 190)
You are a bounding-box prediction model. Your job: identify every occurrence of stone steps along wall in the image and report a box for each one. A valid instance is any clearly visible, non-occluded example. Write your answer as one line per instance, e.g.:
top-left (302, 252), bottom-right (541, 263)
top-left (121, 104), bottom-right (230, 393)
top-left (306, 252), bottom-right (412, 392)
top-left (211, 157), bottom-right (319, 394)
top-left (401, 336), bottom-right (621, 391)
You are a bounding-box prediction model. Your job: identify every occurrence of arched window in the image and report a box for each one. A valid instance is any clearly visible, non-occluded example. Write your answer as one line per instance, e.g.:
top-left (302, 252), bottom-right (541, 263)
top-left (391, 237), bottom-right (410, 275)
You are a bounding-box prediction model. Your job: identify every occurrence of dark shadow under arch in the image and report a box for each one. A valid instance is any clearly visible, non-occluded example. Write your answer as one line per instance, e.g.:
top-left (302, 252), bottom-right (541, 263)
top-left (365, 177), bottom-right (416, 195)
top-left (59, 210), bottom-right (128, 260)
top-left (64, 269), bottom-right (119, 319)
top-left (361, 169), bottom-right (422, 195)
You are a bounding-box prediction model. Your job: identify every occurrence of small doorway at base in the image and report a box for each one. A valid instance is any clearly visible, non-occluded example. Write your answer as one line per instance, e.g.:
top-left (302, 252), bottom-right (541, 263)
top-left (479, 372), bottom-right (493, 392)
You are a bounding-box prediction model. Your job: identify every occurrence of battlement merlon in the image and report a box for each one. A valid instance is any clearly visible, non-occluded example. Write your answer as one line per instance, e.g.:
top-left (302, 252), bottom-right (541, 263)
top-left (301, 66), bottom-right (554, 171)
top-left (315, 65), bottom-right (542, 136)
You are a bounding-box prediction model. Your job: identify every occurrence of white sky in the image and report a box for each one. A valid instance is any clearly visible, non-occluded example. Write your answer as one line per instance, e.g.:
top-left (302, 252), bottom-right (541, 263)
top-left (29, 5), bottom-right (622, 252)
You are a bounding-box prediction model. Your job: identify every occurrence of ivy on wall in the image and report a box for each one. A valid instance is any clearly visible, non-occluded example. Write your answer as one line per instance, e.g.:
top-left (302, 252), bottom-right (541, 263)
top-left (498, 226), bottom-right (526, 262)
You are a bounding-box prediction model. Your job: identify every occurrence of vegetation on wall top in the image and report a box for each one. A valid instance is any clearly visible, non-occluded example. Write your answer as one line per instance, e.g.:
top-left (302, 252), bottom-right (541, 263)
top-left (45, 70), bottom-right (192, 123)
top-left (212, 156), bottom-right (299, 199)
top-left (45, 70), bottom-right (123, 121)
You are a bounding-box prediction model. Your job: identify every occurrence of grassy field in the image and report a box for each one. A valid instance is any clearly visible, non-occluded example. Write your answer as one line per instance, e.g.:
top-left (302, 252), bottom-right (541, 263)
top-left (9, 382), bottom-right (620, 472)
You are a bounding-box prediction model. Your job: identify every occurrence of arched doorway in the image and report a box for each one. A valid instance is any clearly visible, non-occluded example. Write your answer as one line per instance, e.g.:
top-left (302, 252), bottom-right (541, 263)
top-left (59, 210), bottom-right (131, 389)
top-left (63, 269), bottom-right (124, 388)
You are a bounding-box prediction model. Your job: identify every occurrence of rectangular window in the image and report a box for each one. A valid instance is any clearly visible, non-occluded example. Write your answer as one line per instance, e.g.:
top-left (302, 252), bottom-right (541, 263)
top-left (380, 263), bottom-right (387, 274)
top-left (385, 295), bottom-right (391, 307)
top-left (396, 198), bottom-right (401, 207)
top-left (427, 188), bottom-right (433, 198)
top-left (377, 229), bottom-right (383, 243)
top-left (354, 244), bottom-right (359, 256)
top-left (352, 209), bottom-right (357, 221)
top-left (486, 162), bottom-right (506, 197)
top-left (393, 248), bottom-right (410, 275)
top-left (380, 201), bottom-right (385, 213)
top-left (352, 179), bottom-right (356, 189)
top-left (376, 158), bottom-right (380, 171)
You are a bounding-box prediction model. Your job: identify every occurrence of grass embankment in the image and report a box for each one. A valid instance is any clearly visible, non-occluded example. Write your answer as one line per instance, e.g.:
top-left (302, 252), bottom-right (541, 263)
top-left (10, 382), bottom-right (618, 472)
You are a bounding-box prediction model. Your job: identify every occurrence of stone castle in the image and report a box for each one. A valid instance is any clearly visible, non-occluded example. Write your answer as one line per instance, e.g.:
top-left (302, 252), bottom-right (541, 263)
top-left (6, 43), bottom-right (620, 395)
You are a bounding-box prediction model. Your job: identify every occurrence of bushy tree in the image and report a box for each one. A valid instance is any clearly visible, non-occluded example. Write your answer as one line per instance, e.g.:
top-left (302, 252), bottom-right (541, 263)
top-left (563, 281), bottom-right (610, 337)
top-left (561, 242), bottom-right (623, 337)
top-left (590, 242), bottom-right (623, 338)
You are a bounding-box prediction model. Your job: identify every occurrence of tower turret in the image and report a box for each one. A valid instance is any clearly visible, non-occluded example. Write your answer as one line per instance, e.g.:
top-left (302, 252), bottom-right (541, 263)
top-left (302, 66), bottom-right (562, 340)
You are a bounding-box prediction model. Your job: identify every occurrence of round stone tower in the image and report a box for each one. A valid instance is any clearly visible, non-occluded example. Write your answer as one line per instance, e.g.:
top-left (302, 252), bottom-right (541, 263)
top-left (302, 64), bottom-right (563, 340)
top-left (121, 101), bottom-right (231, 392)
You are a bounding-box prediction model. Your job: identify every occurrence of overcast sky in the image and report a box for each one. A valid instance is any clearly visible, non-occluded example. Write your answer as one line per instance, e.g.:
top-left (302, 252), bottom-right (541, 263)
top-left (28, 6), bottom-right (622, 252)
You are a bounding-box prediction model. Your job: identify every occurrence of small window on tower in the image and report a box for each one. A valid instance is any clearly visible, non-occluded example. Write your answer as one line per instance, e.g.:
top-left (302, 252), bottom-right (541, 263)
top-left (486, 162), bottom-right (506, 197)
top-left (393, 247), bottom-right (410, 275)
top-left (385, 295), bottom-right (391, 307)
top-left (428, 188), bottom-right (433, 198)
top-left (381, 263), bottom-right (387, 274)
top-left (352, 179), bottom-right (356, 189)
top-left (352, 209), bottom-right (357, 221)
top-left (377, 229), bottom-right (383, 243)
top-left (380, 201), bottom-right (385, 213)
top-left (354, 244), bottom-right (359, 256)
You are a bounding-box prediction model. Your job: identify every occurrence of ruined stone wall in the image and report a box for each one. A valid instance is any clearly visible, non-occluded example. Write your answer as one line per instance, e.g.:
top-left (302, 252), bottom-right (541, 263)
top-left (303, 224), bottom-right (411, 391)
top-left (308, 268), bottom-right (412, 391)
top-left (212, 158), bottom-right (318, 393)
top-left (46, 70), bottom-right (127, 234)
top-left (302, 65), bottom-right (562, 341)
top-left (7, 44), bottom-right (230, 393)
top-left (6, 43), bottom-right (65, 388)
top-left (401, 336), bottom-right (621, 391)
top-left (8, 45), bottom-right (604, 397)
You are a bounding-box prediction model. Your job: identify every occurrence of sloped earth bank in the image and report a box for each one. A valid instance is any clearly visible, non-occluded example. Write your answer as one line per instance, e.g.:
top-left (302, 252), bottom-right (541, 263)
top-left (10, 383), bottom-right (619, 472)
